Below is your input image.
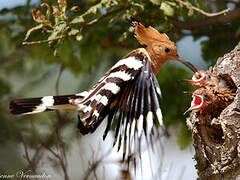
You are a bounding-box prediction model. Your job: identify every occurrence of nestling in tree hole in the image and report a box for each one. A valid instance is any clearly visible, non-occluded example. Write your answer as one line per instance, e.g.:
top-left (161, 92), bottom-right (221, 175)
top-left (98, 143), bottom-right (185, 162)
top-left (185, 43), bottom-right (240, 179)
top-left (185, 70), bottom-right (237, 145)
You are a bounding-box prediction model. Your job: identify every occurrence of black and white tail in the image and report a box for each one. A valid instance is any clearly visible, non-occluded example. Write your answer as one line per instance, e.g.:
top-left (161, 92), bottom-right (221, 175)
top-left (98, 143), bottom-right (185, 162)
top-left (9, 92), bottom-right (87, 115)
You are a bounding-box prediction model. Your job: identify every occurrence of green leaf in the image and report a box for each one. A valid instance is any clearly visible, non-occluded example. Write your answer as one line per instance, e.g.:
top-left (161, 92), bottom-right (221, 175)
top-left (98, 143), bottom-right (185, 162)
top-left (68, 29), bottom-right (79, 36)
top-left (76, 35), bottom-right (83, 41)
top-left (149, 0), bottom-right (161, 5)
top-left (188, 8), bottom-right (194, 16)
top-left (53, 48), bottom-right (58, 56)
top-left (70, 6), bottom-right (79, 12)
top-left (55, 23), bottom-right (67, 33)
top-left (71, 16), bottom-right (84, 24)
top-left (160, 2), bottom-right (174, 16)
top-left (58, 0), bottom-right (67, 13)
top-left (48, 31), bottom-right (58, 40)
top-left (131, 2), bottom-right (144, 11)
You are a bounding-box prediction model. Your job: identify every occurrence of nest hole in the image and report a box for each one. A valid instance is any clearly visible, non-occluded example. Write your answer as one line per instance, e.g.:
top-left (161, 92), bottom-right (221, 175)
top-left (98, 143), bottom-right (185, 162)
top-left (219, 73), bottom-right (237, 93)
top-left (208, 73), bottom-right (237, 119)
top-left (206, 124), bottom-right (224, 145)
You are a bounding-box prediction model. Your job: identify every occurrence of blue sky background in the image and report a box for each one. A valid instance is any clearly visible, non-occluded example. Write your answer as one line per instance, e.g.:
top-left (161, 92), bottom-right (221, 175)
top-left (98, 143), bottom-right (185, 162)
top-left (0, 0), bottom-right (38, 10)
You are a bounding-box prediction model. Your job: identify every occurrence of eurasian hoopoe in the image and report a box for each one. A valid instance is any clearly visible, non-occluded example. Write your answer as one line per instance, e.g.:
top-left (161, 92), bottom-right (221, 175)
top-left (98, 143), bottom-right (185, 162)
top-left (10, 20), bottom-right (197, 160)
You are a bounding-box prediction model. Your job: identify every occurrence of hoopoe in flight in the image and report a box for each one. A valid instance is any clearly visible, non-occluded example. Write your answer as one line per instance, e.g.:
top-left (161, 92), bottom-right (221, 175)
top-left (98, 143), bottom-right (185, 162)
top-left (10, 20), bottom-right (197, 160)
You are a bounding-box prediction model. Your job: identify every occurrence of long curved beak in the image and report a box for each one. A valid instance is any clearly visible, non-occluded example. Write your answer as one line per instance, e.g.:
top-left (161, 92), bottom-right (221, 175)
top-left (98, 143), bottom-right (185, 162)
top-left (171, 55), bottom-right (198, 73)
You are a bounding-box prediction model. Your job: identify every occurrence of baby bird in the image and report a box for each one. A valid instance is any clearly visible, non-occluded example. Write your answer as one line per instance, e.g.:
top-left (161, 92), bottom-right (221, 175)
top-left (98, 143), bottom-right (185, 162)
top-left (184, 70), bottom-right (237, 91)
top-left (185, 87), bottom-right (235, 115)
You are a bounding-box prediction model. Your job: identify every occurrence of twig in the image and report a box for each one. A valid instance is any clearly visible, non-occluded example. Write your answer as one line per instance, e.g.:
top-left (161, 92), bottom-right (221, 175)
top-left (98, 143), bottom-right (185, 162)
top-left (22, 6), bottom-right (125, 46)
top-left (79, 6), bottom-right (125, 33)
top-left (82, 148), bottom-right (112, 180)
top-left (175, 0), bottom-right (230, 17)
top-left (30, 119), bottom-right (70, 180)
top-left (0, 103), bottom-right (39, 173)
top-left (23, 145), bottom-right (43, 173)
top-left (55, 64), bottom-right (64, 96)
top-left (54, 112), bottom-right (70, 180)
top-left (54, 64), bottom-right (69, 180)
top-left (170, 7), bottom-right (240, 30)
top-left (22, 35), bottom-right (66, 46)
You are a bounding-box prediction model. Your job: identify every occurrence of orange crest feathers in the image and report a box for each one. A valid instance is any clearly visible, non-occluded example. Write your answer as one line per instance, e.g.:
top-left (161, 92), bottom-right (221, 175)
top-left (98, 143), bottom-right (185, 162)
top-left (131, 20), bottom-right (171, 46)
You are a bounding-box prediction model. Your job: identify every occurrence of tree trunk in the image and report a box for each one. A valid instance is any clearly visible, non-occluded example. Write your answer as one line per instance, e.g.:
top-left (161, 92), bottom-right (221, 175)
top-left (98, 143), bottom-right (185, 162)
top-left (187, 42), bottom-right (240, 180)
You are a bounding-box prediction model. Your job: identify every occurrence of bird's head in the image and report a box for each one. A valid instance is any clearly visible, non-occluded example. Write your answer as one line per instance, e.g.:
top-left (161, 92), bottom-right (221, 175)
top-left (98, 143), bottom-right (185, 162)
top-left (131, 20), bottom-right (198, 74)
top-left (184, 70), bottom-right (219, 88)
top-left (184, 88), bottom-right (212, 114)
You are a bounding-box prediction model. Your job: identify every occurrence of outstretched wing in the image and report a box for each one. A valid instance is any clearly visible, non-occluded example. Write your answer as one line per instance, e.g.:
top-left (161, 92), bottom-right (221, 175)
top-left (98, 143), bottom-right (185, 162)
top-left (105, 57), bottom-right (164, 161)
top-left (76, 48), bottom-right (147, 134)
top-left (76, 48), bottom-right (164, 160)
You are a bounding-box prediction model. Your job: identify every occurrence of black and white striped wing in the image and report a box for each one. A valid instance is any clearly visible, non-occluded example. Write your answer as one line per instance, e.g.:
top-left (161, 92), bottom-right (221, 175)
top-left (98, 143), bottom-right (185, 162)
top-left (76, 49), bottom-right (147, 134)
top-left (76, 48), bottom-right (164, 159)
top-left (106, 59), bottom-right (164, 161)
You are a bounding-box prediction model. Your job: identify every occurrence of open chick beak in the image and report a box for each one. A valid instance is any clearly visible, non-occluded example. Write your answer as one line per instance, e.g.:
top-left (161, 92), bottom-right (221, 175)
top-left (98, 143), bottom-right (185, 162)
top-left (182, 71), bottom-right (206, 87)
top-left (182, 79), bottom-right (204, 87)
top-left (184, 94), bottom-right (204, 115)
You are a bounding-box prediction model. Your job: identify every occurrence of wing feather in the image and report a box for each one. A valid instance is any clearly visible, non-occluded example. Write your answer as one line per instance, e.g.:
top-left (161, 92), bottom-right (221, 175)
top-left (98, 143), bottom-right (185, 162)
top-left (77, 49), bottom-right (145, 134)
top-left (77, 48), bottom-right (165, 163)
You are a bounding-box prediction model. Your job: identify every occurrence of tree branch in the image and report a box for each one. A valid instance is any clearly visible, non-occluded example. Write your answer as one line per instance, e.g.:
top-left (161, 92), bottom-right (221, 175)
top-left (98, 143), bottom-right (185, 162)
top-left (175, 0), bottom-right (230, 17)
top-left (0, 103), bottom-right (39, 173)
top-left (31, 119), bottom-right (70, 180)
top-left (22, 35), bottom-right (66, 46)
top-left (22, 6), bottom-right (125, 46)
top-left (82, 148), bottom-right (112, 180)
top-left (79, 6), bottom-right (125, 33)
top-left (55, 64), bottom-right (64, 96)
top-left (54, 64), bottom-right (69, 180)
top-left (170, 7), bottom-right (240, 30)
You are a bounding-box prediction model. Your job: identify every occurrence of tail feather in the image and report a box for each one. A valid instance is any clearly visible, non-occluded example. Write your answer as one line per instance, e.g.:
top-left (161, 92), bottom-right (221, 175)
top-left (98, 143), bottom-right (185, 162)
top-left (10, 93), bottom-right (85, 115)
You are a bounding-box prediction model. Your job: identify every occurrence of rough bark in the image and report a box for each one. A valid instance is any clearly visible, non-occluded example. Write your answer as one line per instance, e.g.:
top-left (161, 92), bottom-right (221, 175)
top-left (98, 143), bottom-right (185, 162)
top-left (187, 43), bottom-right (240, 180)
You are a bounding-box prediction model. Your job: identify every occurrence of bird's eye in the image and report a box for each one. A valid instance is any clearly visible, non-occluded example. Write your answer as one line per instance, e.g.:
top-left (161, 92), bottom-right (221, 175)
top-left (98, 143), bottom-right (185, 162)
top-left (165, 48), bottom-right (170, 53)
top-left (206, 74), bottom-right (211, 79)
top-left (203, 94), bottom-right (208, 99)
